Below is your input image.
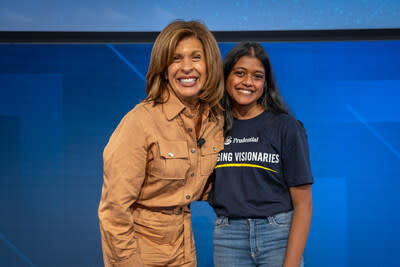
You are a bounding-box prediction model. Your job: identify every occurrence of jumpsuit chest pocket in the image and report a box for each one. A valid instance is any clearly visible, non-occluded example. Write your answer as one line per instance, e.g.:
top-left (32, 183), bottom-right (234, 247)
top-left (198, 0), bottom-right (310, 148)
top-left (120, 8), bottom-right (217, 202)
top-left (151, 141), bottom-right (189, 180)
top-left (200, 139), bottom-right (224, 176)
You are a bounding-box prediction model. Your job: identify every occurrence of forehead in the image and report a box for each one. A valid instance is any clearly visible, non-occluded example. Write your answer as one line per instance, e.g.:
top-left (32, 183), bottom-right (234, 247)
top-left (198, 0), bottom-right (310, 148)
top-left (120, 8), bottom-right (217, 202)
top-left (233, 56), bottom-right (264, 72)
top-left (175, 36), bottom-right (204, 53)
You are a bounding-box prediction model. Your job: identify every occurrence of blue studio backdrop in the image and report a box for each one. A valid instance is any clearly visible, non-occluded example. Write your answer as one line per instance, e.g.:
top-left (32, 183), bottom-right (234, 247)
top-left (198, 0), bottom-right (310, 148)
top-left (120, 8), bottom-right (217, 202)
top-left (1, 40), bottom-right (400, 267)
top-left (1, 0), bottom-right (400, 31)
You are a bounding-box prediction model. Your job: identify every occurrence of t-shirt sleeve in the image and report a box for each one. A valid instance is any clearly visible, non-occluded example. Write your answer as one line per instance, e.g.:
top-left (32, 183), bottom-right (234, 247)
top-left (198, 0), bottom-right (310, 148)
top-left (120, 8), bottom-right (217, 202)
top-left (282, 117), bottom-right (314, 187)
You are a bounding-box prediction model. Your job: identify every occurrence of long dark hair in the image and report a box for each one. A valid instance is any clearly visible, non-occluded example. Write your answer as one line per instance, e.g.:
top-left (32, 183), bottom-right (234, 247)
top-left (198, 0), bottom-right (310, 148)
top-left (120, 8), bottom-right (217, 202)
top-left (222, 42), bottom-right (289, 136)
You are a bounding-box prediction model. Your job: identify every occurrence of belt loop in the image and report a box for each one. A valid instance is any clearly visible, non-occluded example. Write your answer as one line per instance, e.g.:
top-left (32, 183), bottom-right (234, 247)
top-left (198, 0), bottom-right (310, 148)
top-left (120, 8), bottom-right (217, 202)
top-left (216, 216), bottom-right (229, 225)
top-left (224, 216), bottom-right (230, 224)
top-left (220, 216), bottom-right (229, 225)
top-left (175, 206), bottom-right (183, 215)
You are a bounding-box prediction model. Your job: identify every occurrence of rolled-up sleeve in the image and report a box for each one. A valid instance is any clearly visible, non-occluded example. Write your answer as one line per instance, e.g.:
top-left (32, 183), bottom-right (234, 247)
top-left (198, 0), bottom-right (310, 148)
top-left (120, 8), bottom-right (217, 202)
top-left (98, 110), bottom-right (148, 266)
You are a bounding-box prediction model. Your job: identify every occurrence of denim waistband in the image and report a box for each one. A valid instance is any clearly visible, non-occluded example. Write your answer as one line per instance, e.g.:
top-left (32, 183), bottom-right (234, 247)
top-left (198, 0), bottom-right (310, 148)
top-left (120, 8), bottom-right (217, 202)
top-left (216, 210), bottom-right (293, 224)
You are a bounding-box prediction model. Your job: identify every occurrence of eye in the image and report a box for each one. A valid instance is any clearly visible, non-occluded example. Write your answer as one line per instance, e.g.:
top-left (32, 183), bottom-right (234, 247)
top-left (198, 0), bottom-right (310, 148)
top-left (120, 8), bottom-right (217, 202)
top-left (192, 54), bottom-right (201, 61)
top-left (254, 74), bottom-right (264, 80)
top-left (234, 71), bottom-right (245, 77)
top-left (173, 55), bottom-right (181, 62)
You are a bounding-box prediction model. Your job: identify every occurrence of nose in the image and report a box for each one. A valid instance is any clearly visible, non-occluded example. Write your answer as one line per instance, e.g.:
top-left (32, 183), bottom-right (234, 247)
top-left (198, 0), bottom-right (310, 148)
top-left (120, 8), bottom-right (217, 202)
top-left (242, 74), bottom-right (253, 86)
top-left (181, 58), bottom-right (194, 73)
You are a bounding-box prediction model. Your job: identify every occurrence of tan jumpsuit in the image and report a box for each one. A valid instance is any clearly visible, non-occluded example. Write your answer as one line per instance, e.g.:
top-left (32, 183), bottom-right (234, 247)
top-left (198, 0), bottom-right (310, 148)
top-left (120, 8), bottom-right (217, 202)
top-left (98, 90), bottom-right (223, 266)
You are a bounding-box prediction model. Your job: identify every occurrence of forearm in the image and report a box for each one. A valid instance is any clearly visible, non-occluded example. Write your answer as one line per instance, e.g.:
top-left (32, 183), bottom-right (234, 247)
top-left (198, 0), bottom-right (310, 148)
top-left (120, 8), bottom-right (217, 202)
top-left (98, 181), bottom-right (143, 266)
top-left (99, 200), bottom-right (142, 266)
top-left (283, 184), bottom-right (313, 267)
top-left (283, 201), bottom-right (312, 267)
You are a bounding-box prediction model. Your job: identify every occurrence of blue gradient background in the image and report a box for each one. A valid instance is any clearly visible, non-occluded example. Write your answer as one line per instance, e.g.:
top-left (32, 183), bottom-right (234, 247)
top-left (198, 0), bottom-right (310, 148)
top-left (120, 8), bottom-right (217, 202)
top-left (1, 40), bottom-right (400, 266)
top-left (1, 0), bottom-right (400, 31)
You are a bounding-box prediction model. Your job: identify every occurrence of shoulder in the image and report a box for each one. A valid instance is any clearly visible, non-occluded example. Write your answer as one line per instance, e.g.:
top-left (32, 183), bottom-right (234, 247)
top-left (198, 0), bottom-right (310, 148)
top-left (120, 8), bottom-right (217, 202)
top-left (131, 100), bottom-right (154, 114)
top-left (115, 101), bottom-right (156, 132)
top-left (125, 101), bottom-right (156, 120)
top-left (262, 113), bottom-right (307, 141)
top-left (274, 113), bottom-right (305, 131)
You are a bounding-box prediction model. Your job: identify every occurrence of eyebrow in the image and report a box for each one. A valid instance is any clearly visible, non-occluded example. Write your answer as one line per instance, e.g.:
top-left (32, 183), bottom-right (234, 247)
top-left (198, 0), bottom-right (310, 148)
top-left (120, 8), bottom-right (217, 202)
top-left (174, 49), bottom-right (202, 54)
top-left (234, 67), bottom-right (265, 73)
top-left (191, 50), bottom-right (203, 55)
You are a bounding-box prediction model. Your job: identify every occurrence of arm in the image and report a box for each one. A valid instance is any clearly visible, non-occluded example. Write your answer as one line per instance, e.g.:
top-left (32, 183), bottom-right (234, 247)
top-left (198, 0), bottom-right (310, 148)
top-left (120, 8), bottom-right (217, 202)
top-left (98, 111), bottom-right (148, 267)
top-left (283, 184), bottom-right (313, 267)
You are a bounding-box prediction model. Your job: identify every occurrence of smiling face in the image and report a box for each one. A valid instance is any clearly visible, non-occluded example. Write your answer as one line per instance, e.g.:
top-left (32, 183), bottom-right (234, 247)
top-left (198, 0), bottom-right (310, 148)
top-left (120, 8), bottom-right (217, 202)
top-left (167, 36), bottom-right (206, 107)
top-left (226, 56), bottom-right (265, 116)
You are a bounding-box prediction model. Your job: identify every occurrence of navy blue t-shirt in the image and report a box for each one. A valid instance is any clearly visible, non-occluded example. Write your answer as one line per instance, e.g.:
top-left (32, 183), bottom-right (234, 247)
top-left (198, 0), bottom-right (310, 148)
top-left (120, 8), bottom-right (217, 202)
top-left (208, 111), bottom-right (313, 218)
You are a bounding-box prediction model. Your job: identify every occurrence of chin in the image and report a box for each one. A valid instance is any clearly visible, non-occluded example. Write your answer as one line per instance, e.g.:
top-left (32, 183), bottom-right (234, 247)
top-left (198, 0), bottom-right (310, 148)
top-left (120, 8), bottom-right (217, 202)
top-left (236, 99), bottom-right (256, 106)
top-left (183, 89), bottom-right (201, 97)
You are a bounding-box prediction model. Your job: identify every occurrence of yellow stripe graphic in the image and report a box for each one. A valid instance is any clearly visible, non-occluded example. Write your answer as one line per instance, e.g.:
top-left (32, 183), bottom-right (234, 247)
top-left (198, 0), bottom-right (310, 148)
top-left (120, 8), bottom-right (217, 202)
top-left (215, 163), bottom-right (278, 173)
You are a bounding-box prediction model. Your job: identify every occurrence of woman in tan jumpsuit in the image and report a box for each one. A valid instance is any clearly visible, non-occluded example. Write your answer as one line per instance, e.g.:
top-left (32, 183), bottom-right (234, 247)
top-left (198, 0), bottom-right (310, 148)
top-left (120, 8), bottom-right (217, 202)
top-left (98, 20), bottom-right (224, 267)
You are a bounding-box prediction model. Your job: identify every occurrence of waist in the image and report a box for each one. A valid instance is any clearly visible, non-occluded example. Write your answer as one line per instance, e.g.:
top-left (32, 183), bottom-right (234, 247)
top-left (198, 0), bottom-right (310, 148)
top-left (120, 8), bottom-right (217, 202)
top-left (134, 203), bottom-right (189, 215)
top-left (216, 210), bottom-right (293, 224)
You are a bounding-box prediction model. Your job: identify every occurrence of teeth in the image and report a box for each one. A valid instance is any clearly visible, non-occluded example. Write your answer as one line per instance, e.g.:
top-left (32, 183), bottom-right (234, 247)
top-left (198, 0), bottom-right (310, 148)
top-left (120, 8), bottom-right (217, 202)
top-left (238, 89), bottom-right (253, 94)
top-left (179, 78), bottom-right (196, 83)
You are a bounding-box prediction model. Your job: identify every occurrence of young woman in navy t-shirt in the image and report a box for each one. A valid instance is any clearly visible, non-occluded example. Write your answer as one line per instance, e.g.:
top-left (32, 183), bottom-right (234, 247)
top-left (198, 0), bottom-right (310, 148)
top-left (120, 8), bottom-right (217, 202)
top-left (208, 42), bottom-right (313, 267)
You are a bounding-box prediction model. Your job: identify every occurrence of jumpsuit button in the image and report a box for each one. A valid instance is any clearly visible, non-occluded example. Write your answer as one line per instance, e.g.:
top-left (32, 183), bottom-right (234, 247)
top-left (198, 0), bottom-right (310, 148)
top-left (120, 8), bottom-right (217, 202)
top-left (191, 148), bottom-right (196, 153)
top-left (188, 128), bottom-right (193, 132)
top-left (168, 152), bottom-right (174, 157)
top-left (190, 172), bottom-right (195, 177)
top-left (186, 195), bottom-right (191, 200)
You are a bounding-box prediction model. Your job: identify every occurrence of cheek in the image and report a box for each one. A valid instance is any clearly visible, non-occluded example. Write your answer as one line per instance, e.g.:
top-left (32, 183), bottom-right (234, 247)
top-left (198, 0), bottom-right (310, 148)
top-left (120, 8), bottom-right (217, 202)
top-left (256, 82), bottom-right (265, 96)
top-left (226, 75), bottom-right (237, 91)
top-left (167, 64), bottom-right (177, 80)
top-left (198, 62), bottom-right (207, 78)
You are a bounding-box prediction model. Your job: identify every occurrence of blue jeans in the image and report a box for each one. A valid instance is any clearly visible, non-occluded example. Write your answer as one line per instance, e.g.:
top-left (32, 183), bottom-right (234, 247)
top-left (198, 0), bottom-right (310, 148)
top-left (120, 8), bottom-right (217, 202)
top-left (213, 211), bottom-right (304, 267)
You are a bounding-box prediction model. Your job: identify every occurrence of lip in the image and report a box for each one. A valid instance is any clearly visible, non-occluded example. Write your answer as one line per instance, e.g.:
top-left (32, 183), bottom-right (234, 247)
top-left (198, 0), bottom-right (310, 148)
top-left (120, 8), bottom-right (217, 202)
top-left (178, 76), bottom-right (198, 80)
top-left (235, 88), bottom-right (255, 94)
top-left (177, 76), bottom-right (199, 87)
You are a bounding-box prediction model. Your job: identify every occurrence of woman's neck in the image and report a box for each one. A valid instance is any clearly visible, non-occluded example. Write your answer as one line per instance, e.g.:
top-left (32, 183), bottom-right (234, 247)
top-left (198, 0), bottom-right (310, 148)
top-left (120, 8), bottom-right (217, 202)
top-left (232, 103), bottom-right (264, 120)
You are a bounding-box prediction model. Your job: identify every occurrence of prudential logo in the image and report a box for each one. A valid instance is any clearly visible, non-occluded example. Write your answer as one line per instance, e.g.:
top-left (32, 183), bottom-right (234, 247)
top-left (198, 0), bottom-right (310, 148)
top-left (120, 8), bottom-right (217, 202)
top-left (224, 136), bottom-right (232, 145)
top-left (225, 136), bottom-right (259, 145)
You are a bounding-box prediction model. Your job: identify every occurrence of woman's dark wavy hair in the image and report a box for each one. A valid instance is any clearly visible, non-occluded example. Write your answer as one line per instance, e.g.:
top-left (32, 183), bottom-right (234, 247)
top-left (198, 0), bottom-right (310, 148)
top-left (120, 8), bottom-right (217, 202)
top-left (222, 42), bottom-right (289, 136)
